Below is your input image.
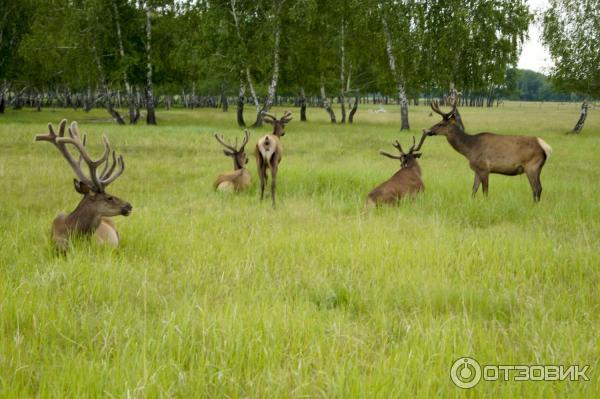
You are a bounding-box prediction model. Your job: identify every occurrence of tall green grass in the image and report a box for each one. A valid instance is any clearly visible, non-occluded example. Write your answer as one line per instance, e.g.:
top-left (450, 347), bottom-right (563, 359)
top-left (0, 102), bottom-right (598, 397)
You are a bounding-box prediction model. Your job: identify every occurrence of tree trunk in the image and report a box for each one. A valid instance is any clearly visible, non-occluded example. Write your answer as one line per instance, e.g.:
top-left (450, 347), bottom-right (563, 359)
top-left (571, 100), bottom-right (588, 134)
top-left (339, 19), bottom-right (346, 124)
top-left (382, 18), bottom-right (409, 130)
top-left (144, 4), bottom-right (156, 125)
top-left (92, 44), bottom-right (125, 125)
top-left (221, 88), bottom-right (228, 112)
top-left (300, 88), bottom-right (307, 121)
top-left (321, 83), bottom-right (336, 123)
top-left (348, 95), bottom-right (359, 123)
top-left (112, 0), bottom-right (136, 124)
top-left (245, 68), bottom-right (260, 122)
top-left (237, 77), bottom-right (246, 127)
top-left (35, 92), bottom-right (42, 111)
top-left (253, 9), bottom-right (281, 128)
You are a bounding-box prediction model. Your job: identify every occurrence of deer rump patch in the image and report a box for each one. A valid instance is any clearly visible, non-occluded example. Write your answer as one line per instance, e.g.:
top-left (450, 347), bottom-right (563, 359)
top-left (257, 135), bottom-right (277, 163)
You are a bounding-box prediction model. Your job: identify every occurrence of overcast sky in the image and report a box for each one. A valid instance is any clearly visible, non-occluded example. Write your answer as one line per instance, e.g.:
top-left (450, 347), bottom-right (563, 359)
top-left (517, 0), bottom-right (553, 73)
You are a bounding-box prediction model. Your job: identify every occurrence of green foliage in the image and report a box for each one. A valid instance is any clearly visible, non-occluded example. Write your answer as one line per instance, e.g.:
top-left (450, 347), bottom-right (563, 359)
top-left (505, 68), bottom-right (581, 101)
top-left (0, 0), bottom-right (34, 82)
top-left (0, 0), bottom-right (534, 100)
top-left (542, 0), bottom-right (600, 97)
top-left (423, 0), bottom-right (532, 93)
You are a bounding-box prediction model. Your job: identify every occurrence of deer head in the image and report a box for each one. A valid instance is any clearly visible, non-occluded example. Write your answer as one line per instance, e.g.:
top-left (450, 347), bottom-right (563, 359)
top-left (214, 130), bottom-right (250, 170)
top-left (36, 120), bottom-right (132, 218)
top-left (379, 133), bottom-right (427, 168)
top-left (424, 90), bottom-right (464, 136)
top-left (261, 110), bottom-right (292, 137)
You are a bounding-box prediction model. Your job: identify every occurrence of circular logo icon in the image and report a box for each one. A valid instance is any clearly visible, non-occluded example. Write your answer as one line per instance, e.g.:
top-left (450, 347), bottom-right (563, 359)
top-left (450, 357), bottom-right (482, 389)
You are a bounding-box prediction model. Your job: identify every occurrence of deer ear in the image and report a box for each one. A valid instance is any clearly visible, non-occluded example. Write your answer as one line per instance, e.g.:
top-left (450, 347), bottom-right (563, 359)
top-left (73, 179), bottom-right (92, 195)
top-left (223, 150), bottom-right (234, 156)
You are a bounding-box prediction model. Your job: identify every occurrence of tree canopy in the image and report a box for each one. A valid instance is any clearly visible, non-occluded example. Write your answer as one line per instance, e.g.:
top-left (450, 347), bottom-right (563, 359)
top-left (0, 0), bottom-right (559, 127)
top-left (542, 0), bottom-right (600, 98)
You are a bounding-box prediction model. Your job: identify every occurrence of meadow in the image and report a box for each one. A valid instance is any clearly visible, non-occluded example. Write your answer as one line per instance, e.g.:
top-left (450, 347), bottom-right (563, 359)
top-left (0, 102), bottom-right (599, 397)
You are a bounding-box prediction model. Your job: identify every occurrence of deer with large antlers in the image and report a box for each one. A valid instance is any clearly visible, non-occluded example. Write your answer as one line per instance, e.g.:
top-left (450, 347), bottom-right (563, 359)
top-left (426, 99), bottom-right (552, 201)
top-left (366, 134), bottom-right (427, 207)
top-left (213, 130), bottom-right (251, 192)
top-left (36, 120), bottom-right (132, 252)
top-left (256, 110), bottom-right (292, 207)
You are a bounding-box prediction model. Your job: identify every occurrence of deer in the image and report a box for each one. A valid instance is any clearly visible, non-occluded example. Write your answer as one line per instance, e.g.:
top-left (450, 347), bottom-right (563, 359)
top-left (425, 100), bottom-right (553, 201)
top-left (366, 133), bottom-right (428, 207)
top-left (213, 130), bottom-right (251, 192)
top-left (255, 110), bottom-right (292, 207)
top-left (35, 120), bottom-right (132, 252)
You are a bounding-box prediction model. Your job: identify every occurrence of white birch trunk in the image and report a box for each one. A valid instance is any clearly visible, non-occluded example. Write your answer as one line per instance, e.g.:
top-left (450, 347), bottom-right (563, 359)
top-left (382, 18), bottom-right (409, 130)
top-left (144, 3), bottom-right (156, 124)
top-left (340, 19), bottom-right (346, 123)
top-left (112, 0), bottom-right (136, 123)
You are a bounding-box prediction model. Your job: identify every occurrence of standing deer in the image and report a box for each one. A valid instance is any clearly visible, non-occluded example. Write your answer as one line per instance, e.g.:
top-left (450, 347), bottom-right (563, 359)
top-left (213, 130), bottom-right (251, 192)
top-left (425, 100), bottom-right (553, 201)
top-left (256, 110), bottom-right (292, 207)
top-left (36, 120), bottom-right (132, 252)
top-left (366, 134), bottom-right (427, 207)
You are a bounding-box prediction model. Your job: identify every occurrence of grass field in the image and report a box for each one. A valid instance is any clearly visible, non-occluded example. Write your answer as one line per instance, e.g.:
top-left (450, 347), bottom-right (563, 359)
top-left (0, 102), bottom-right (599, 397)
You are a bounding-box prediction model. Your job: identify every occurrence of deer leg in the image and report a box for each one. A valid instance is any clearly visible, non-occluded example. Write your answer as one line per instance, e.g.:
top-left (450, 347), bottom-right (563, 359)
top-left (270, 162), bottom-right (278, 208)
top-left (481, 173), bottom-right (489, 196)
top-left (526, 168), bottom-right (542, 202)
top-left (258, 162), bottom-right (267, 201)
top-left (472, 173), bottom-right (481, 197)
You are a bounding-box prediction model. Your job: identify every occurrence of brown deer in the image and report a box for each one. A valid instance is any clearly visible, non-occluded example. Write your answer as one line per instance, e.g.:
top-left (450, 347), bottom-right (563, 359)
top-left (366, 134), bottom-right (427, 207)
top-left (255, 110), bottom-right (292, 207)
top-left (36, 120), bottom-right (132, 252)
top-left (425, 100), bottom-right (553, 201)
top-left (213, 130), bottom-right (251, 192)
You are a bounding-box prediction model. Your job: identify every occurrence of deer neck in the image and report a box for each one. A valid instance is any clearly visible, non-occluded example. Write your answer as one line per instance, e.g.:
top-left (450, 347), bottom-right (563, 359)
top-left (272, 126), bottom-right (284, 137)
top-left (445, 125), bottom-right (474, 158)
top-left (403, 159), bottom-right (421, 175)
top-left (233, 159), bottom-right (244, 170)
top-left (66, 196), bottom-right (103, 234)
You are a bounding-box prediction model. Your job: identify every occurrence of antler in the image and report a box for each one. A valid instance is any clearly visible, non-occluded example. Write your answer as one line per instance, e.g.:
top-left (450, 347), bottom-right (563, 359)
top-left (392, 140), bottom-right (405, 154)
top-left (215, 129), bottom-right (250, 153)
top-left (430, 100), bottom-right (446, 117)
top-left (261, 111), bottom-right (277, 124)
top-left (36, 120), bottom-right (93, 187)
top-left (431, 89), bottom-right (462, 118)
top-left (379, 139), bottom-right (404, 159)
top-left (239, 129), bottom-right (250, 150)
top-left (449, 88), bottom-right (461, 112)
top-left (214, 133), bottom-right (237, 153)
top-left (281, 110), bottom-right (293, 123)
top-left (36, 120), bottom-right (124, 193)
top-left (410, 133), bottom-right (428, 153)
top-left (214, 130), bottom-right (250, 153)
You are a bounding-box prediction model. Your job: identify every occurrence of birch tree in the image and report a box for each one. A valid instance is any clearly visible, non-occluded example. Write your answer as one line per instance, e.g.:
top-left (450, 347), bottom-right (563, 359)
top-left (142, 0), bottom-right (157, 125)
top-left (111, 0), bottom-right (137, 123)
top-left (380, 10), bottom-right (411, 130)
top-left (543, 0), bottom-right (600, 133)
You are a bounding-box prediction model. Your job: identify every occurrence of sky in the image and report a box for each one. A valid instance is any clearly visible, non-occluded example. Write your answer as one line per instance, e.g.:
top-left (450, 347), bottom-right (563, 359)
top-left (517, 0), bottom-right (553, 73)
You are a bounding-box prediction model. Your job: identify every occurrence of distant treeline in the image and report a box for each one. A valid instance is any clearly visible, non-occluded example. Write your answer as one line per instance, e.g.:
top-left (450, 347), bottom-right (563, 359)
top-left (504, 69), bottom-right (583, 102)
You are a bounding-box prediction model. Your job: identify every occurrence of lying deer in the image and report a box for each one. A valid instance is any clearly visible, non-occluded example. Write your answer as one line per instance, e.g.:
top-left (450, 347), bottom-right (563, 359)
top-left (213, 130), bottom-right (251, 192)
top-left (366, 134), bottom-right (427, 207)
top-left (36, 120), bottom-right (132, 252)
top-left (256, 110), bottom-right (292, 207)
top-left (425, 100), bottom-right (552, 201)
